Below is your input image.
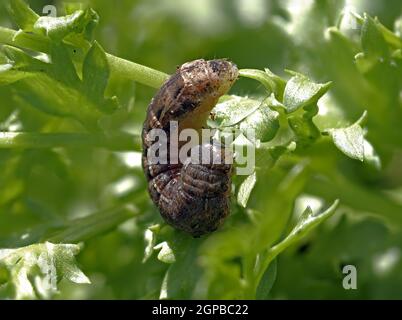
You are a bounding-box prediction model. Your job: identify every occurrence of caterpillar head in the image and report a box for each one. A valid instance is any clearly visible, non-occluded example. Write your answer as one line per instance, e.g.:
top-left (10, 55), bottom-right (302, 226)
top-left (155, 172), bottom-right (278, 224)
top-left (175, 59), bottom-right (238, 130)
top-left (180, 59), bottom-right (238, 97)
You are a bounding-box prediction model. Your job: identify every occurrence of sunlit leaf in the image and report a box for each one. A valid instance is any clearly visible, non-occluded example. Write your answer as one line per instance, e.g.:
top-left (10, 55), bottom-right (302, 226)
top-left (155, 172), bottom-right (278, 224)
top-left (327, 112), bottom-right (367, 162)
top-left (284, 71), bottom-right (331, 113)
top-left (212, 95), bottom-right (261, 128)
top-left (0, 242), bottom-right (90, 299)
top-left (237, 171), bottom-right (257, 208)
top-left (154, 241), bottom-right (176, 264)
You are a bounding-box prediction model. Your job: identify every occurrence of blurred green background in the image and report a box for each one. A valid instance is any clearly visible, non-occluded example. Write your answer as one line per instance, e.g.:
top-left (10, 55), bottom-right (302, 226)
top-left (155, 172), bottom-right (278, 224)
top-left (1, 0), bottom-right (402, 299)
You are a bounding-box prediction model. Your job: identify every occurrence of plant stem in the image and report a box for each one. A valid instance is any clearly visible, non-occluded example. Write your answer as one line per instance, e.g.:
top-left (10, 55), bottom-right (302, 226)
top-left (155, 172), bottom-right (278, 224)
top-left (106, 54), bottom-right (169, 88)
top-left (0, 132), bottom-right (142, 151)
top-left (0, 27), bottom-right (169, 89)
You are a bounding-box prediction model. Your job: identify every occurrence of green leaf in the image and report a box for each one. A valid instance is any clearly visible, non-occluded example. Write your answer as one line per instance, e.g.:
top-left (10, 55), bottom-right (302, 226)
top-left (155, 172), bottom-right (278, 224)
top-left (212, 94), bottom-right (280, 142)
top-left (283, 71), bottom-right (331, 113)
top-left (2, 46), bottom-right (100, 128)
top-left (83, 41), bottom-right (118, 113)
top-left (288, 104), bottom-right (321, 148)
top-left (6, 0), bottom-right (39, 32)
top-left (0, 39), bottom-right (119, 129)
top-left (330, 125), bottom-right (364, 161)
top-left (361, 14), bottom-right (390, 60)
top-left (0, 242), bottom-right (90, 300)
top-left (0, 62), bottom-right (31, 85)
top-left (285, 201), bottom-right (338, 244)
top-left (154, 241), bottom-right (176, 264)
top-left (253, 200), bottom-right (340, 297)
top-left (158, 236), bottom-right (202, 299)
top-left (83, 41), bottom-right (108, 97)
top-left (3, 45), bottom-right (47, 70)
top-left (267, 200), bottom-right (340, 262)
top-left (212, 95), bottom-right (261, 128)
top-left (327, 112), bottom-right (367, 162)
top-left (200, 164), bottom-right (309, 299)
top-left (255, 143), bottom-right (296, 171)
top-left (239, 68), bottom-right (286, 97)
top-left (256, 258), bottom-right (277, 299)
top-left (49, 42), bottom-right (80, 86)
top-left (142, 224), bottom-right (160, 263)
top-left (237, 171), bottom-right (257, 208)
top-left (0, 46), bottom-right (46, 85)
top-left (34, 9), bottom-right (92, 41)
top-left (64, 3), bottom-right (85, 15)
top-left (239, 98), bottom-right (280, 142)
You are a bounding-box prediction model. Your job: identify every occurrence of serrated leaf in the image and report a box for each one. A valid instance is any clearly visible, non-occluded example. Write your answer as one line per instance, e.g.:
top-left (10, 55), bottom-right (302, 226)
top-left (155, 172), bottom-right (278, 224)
top-left (83, 9), bottom-right (100, 42)
top-left (154, 241), bottom-right (176, 264)
top-left (0, 40), bottom-right (118, 129)
top-left (330, 125), bottom-right (364, 161)
top-left (327, 112), bottom-right (367, 161)
top-left (6, 0), bottom-right (39, 32)
top-left (212, 94), bottom-right (280, 142)
top-left (237, 171), bottom-right (257, 208)
top-left (284, 72), bottom-right (331, 113)
top-left (361, 14), bottom-right (390, 60)
top-left (268, 200), bottom-right (340, 260)
top-left (239, 100), bottom-right (280, 142)
top-left (288, 104), bottom-right (321, 148)
top-left (82, 41), bottom-right (117, 113)
top-left (3, 46), bottom-right (101, 128)
top-left (0, 242), bottom-right (89, 300)
top-left (49, 42), bottom-right (80, 86)
top-left (34, 10), bottom-right (88, 40)
top-left (212, 95), bottom-right (261, 127)
top-left (253, 200), bottom-right (339, 297)
top-left (83, 41), bottom-right (109, 97)
top-left (52, 244), bottom-right (90, 284)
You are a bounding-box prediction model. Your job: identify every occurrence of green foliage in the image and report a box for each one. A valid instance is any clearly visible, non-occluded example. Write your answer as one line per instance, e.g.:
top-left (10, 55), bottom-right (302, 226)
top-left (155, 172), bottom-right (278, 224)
top-left (326, 111), bottom-right (367, 162)
top-left (0, 0), bottom-right (402, 300)
top-left (0, 242), bottom-right (89, 299)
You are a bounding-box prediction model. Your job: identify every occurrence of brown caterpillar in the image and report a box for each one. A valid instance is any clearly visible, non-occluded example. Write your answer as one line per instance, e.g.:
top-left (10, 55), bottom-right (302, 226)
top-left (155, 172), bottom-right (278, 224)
top-left (142, 59), bottom-right (239, 237)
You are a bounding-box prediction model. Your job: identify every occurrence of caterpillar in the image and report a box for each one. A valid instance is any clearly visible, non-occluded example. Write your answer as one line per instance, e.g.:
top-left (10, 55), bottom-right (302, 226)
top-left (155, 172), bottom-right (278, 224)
top-left (142, 59), bottom-right (239, 237)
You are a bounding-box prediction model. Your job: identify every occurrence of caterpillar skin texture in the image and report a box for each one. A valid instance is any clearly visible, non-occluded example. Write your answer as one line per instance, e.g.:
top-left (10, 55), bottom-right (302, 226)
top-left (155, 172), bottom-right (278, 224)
top-left (142, 59), bottom-right (239, 237)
